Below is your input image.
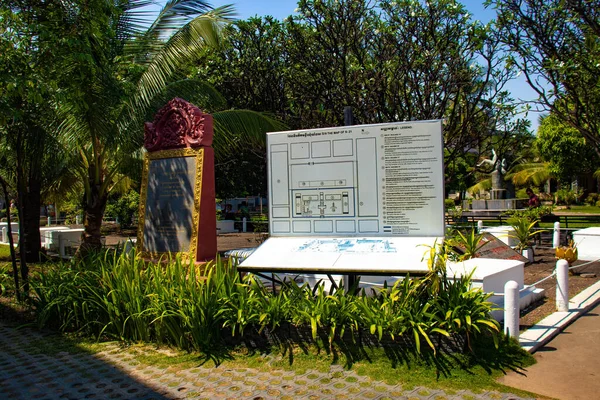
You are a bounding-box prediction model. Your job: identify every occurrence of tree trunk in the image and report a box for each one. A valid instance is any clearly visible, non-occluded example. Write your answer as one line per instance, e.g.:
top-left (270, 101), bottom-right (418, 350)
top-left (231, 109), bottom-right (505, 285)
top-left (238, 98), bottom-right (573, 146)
top-left (0, 177), bottom-right (20, 301)
top-left (21, 178), bottom-right (42, 263)
top-left (77, 182), bottom-right (108, 257)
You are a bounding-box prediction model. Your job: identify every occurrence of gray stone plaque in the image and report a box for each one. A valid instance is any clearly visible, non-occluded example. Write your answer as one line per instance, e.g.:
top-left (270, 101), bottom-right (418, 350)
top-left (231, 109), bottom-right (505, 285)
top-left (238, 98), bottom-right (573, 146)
top-left (143, 157), bottom-right (196, 253)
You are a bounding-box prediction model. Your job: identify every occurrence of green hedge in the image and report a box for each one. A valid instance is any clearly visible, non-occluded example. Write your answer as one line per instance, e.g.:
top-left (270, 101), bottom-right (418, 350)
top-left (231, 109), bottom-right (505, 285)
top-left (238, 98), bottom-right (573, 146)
top-left (31, 251), bottom-right (499, 356)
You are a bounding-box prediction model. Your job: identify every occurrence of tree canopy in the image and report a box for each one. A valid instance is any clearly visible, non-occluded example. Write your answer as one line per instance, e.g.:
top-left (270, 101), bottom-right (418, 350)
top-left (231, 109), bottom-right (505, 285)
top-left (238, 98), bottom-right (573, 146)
top-left (536, 113), bottom-right (599, 183)
top-left (490, 0), bottom-right (600, 157)
top-left (194, 0), bottom-right (531, 187)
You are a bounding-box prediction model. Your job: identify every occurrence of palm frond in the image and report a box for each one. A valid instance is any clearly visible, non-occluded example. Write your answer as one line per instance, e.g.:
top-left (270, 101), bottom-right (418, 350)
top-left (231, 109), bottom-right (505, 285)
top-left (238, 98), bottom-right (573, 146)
top-left (212, 110), bottom-right (288, 161)
top-left (467, 179), bottom-right (492, 197)
top-left (146, 0), bottom-right (218, 34)
top-left (117, 0), bottom-right (157, 39)
top-left (132, 6), bottom-right (235, 109)
top-left (506, 162), bottom-right (552, 187)
top-left (119, 79), bottom-right (229, 152)
top-left (148, 79), bottom-right (228, 114)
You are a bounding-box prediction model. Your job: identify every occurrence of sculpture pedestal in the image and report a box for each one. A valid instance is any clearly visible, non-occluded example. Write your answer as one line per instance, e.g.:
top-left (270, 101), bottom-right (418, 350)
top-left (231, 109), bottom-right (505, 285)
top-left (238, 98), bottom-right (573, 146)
top-left (490, 189), bottom-right (506, 200)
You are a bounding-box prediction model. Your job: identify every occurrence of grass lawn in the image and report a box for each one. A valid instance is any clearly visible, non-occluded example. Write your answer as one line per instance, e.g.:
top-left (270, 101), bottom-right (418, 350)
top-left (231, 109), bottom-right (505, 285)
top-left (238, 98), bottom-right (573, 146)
top-left (555, 205), bottom-right (600, 214)
top-left (0, 243), bottom-right (12, 260)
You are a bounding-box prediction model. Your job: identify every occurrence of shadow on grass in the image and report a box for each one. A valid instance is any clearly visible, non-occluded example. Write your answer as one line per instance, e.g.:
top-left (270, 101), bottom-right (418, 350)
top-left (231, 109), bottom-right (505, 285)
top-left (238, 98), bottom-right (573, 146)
top-left (467, 334), bottom-right (534, 376)
top-left (223, 324), bottom-right (533, 385)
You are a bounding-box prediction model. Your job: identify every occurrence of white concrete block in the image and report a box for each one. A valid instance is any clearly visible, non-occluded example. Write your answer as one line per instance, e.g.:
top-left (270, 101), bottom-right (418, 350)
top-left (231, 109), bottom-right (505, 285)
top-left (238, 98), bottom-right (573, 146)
top-left (573, 227), bottom-right (600, 261)
top-left (46, 228), bottom-right (84, 251)
top-left (40, 226), bottom-right (70, 247)
top-left (447, 258), bottom-right (525, 293)
top-left (481, 226), bottom-right (518, 247)
top-left (216, 220), bottom-right (236, 234)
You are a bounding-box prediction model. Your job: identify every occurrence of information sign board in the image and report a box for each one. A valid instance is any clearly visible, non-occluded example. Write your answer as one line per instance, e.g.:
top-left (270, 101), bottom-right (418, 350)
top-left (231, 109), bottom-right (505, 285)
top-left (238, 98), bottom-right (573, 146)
top-left (142, 154), bottom-right (197, 254)
top-left (266, 120), bottom-right (445, 237)
top-left (241, 120), bottom-right (444, 274)
top-left (137, 98), bottom-right (217, 262)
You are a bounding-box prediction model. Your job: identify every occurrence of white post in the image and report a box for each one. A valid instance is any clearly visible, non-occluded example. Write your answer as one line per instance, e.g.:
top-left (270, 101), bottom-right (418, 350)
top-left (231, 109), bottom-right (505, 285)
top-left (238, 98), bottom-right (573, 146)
top-left (242, 217), bottom-right (247, 233)
top-left (477, 220), bottom-right (483, 233)
top-left (1, 227), bottom-right (7, 243)
top-left (556, 259), bottom-right (569, 312)
top-left (76, 215), bottom-right (81, 225)
top-left (47, 216), bottom-right (51, 226)
top-left (504, 280), bottom-right (520, 340)
top-left (553, 221), bottom-right (561, 248)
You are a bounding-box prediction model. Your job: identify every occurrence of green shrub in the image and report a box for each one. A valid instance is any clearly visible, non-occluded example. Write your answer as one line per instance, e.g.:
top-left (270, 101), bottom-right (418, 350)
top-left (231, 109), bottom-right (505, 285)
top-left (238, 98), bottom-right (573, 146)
top-left (59, 201), bottom-right (81, 224)
top-left (434, 271), bottom-right (499, 351)
top-left (508, 216), bottom-right (544, 252)
top-left (585, 193), bottom-right (599, 206)
top-left (504, 205), bottom-right (553, 221)
top-left (0, 263), bottom-right (12, 295)
top-left (105, 190), bottom-right (140, 228)
top-left (447, 229), bottom-right (486, 261)
top-left (555, 188), bottom-right (583, 206)
top-left (444, 198), bottom-right (456, 210)
top-left (30, 248), bottom-right (500, 357)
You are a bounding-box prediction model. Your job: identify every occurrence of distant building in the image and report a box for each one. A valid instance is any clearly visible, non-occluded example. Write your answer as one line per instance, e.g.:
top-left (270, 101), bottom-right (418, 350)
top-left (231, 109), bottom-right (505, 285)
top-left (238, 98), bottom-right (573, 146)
top-left (219, 197), bottom-right (267, 214)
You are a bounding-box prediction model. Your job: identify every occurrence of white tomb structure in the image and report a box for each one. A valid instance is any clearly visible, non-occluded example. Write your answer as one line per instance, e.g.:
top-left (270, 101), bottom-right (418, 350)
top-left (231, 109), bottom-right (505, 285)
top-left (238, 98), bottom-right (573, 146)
top-left (239, 120), bottom-right (533, 312)
top-left (572, 227), bottom-right (600, 261)
top-left (480, 226), bottom-right (518, 247)
top-left (40, 226), bottom-right (70, 248)
top-left (0, 222), bottom-right (19, 243)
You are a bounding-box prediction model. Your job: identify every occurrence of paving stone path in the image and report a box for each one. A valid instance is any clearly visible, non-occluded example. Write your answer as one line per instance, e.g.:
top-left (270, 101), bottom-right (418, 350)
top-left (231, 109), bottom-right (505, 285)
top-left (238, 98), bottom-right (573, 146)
top-left (0, 322), bottom-right (533, 400)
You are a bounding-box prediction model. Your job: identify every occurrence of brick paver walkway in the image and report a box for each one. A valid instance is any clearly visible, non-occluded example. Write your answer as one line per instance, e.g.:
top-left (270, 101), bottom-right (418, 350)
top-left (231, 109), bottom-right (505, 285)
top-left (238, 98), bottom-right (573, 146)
top-left (0, 322), bottom-right (533, 400)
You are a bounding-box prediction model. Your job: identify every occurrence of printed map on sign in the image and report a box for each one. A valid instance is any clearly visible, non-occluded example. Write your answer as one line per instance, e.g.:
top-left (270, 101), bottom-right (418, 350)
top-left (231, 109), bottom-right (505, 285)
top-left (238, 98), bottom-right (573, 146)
top-left (295, 238), bottom-right (397, 253)
top-left (267, 121), bottom-right (445, 237)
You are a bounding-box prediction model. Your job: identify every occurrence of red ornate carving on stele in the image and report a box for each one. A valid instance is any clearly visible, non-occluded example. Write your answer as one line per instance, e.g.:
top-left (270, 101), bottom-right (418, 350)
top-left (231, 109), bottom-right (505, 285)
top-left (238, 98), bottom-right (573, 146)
top-left (144, 98), bottom-right (213, 152)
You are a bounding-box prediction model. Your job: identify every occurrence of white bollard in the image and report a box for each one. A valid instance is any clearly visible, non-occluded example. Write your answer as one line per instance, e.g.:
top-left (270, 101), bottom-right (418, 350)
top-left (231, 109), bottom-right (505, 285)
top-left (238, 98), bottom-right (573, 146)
top-left (47, 216), bottom-right (51, 226)
top-left (477, 220), bottom-right (483, 233)
top-left (76, 215), bottom-right (81, 225)
top-left (556, 259), bottom-right (569, 312)
top-left (553, 221), bottom-right (561, 248)
top-left (504, 280), bottom-right (520, 340)
top-left (242, 217), bottom-right (247, 233)
top-left (1, 227), bottom-right (7, 243)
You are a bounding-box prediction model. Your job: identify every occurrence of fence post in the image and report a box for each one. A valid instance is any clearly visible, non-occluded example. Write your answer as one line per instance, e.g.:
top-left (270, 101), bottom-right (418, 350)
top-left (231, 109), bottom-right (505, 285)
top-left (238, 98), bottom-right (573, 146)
top-left (556, 259), bottom-right (569, 312)
top-left (504, 280), bottom-right (520, 340)
top-left (242, 217), bottom-right (247, 233)
top-left (1, 227), bottom-right (7, 243)
top-left (477, 220), bottom-right (483, 233)
top-left (553, 221), bottom-right (561, 248)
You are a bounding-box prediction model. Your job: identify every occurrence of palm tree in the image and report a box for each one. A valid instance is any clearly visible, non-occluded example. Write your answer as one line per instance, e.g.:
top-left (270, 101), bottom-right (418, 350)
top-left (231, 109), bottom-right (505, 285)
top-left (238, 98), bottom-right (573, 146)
top-left (506, 162), bottom-right (552, 188)
top-left (54, 0), bottom-right (285, 255)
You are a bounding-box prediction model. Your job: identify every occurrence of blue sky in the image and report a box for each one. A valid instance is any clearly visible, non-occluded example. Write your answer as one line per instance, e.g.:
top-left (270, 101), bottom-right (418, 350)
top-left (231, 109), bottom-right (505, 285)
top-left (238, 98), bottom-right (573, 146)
top-left (162, 0), bottom-right (542, 131)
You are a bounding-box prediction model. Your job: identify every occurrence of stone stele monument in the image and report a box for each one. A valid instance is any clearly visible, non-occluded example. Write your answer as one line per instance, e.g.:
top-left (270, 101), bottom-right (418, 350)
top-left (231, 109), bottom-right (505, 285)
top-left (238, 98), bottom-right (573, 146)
top-left (137, 98), bottom-right (217, 261)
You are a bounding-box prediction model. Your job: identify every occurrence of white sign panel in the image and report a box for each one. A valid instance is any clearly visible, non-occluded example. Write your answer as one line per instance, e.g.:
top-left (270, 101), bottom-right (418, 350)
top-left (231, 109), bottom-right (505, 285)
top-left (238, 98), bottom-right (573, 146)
top-left (267, 120), bottom-right (445, 237)
top-left (237, 236), bottom-right (438, 273)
